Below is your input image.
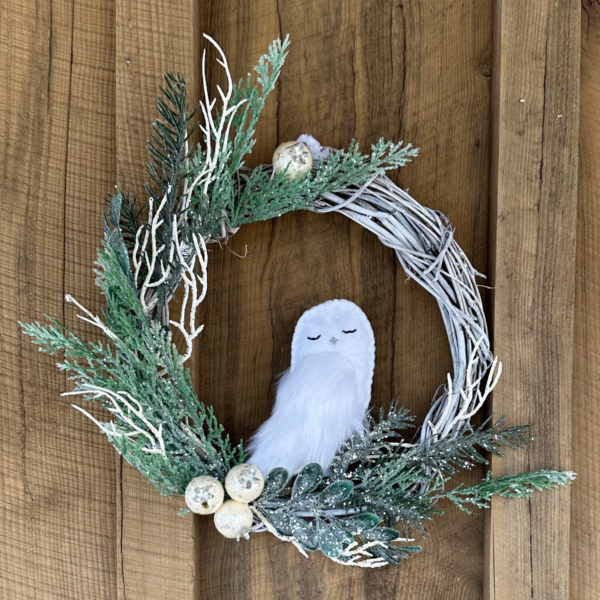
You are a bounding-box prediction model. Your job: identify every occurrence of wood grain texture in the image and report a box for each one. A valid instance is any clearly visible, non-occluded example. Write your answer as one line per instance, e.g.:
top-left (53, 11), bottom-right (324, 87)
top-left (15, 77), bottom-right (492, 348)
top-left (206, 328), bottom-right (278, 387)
top-left (571, 3), bottom-right (600, 599)
top-left (115, 1), bottom-right (199, 598)
top-left (0, 0), bottom-right (117, 598)
top-left (486, 1), bottom-right (580, 599)
top-left (195, 1), bottom-right (492, 598)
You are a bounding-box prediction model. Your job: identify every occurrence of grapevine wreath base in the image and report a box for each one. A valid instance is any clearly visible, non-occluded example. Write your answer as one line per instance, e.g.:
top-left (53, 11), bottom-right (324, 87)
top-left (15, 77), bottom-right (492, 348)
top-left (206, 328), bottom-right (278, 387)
top-left (23, 35), bottom-right (574, 568)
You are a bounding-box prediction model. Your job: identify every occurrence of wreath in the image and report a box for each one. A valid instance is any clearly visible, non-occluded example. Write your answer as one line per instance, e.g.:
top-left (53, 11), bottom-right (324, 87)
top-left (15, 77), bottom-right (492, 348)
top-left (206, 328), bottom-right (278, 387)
top-left (22, 36), bottom-right (574, 568)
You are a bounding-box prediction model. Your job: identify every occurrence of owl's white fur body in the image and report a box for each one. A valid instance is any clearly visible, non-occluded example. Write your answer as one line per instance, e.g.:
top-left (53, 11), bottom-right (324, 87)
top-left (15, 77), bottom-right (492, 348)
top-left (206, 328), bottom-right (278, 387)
top-left (247, 299), bottom-right (375, 475)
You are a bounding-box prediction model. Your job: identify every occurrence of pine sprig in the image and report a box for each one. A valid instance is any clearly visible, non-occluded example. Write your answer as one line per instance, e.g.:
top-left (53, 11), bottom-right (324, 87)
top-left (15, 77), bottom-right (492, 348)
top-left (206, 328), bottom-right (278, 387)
top-left (228, 140), bottom-right (419, 229)
top-left (146, 72), bottom-right (194, 204)
top-left (402, 417), bottom-right (532, 477)
top-left (228, 36), bottom-right (291, 174)
top-left (329, 400), bottom-right (415, 480)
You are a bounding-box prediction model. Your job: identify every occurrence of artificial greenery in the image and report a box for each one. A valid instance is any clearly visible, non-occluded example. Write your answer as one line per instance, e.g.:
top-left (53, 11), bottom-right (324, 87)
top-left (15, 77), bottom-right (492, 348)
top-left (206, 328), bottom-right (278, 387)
top-left (20, 36), bottom-right (575, 567)
top-left (22, 238), bottom-right (244, 493)
top-left (252, 411), bottom-right (574, 565)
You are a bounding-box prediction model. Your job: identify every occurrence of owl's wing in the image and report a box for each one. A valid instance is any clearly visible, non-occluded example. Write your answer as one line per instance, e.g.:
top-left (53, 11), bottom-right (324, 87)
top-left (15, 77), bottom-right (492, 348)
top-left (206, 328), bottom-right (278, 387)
top-left (247, 353), bottom-right (366, 475)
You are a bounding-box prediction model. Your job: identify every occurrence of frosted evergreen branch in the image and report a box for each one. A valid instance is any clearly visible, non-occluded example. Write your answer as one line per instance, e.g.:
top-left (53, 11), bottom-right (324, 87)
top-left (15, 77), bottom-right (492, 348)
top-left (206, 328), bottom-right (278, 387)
top-left (64, 293), bottom-right (120, 343)
top-left (227, 140), bottom-right (419, 229)
top-left (437, 470), bottom-right (577, 513)
top-left (22, 238), bottom-right (244, 493)
top-left (228, 36), bottom-right (290, 174)
top-left (250, 405), bottom-right (573, 565)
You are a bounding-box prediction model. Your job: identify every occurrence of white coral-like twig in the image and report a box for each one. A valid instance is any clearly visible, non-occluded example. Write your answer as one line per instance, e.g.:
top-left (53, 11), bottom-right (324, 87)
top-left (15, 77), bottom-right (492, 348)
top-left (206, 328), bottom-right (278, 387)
top-left (132, 193), bottom-right (174, 316)
top-left (424, 337), bottom-right (502, 442)
top-left (64, 294), bottom-right (119, 343)
top-left (182, 34), bottom-right (246, 207)
top-left (64, 385), bottom-right (166, 458)
top-left (168, 226), bottom-right (208, 364)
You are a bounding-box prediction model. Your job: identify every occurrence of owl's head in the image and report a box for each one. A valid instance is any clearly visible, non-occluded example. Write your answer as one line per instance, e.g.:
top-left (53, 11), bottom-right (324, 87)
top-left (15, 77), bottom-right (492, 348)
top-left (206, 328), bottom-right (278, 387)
top-left (290, 299), bottom-right (375, 408)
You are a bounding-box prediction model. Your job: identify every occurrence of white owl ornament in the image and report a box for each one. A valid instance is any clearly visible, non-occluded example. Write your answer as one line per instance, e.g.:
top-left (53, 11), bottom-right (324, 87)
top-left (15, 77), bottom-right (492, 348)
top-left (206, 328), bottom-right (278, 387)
top-left (247, 299), bottom-right (375, 476)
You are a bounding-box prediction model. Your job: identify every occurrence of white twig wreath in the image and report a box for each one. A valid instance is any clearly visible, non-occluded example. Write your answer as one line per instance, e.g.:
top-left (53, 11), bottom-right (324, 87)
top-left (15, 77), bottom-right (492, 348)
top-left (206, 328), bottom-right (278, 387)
top-left (311, 173), bottom-right (501, 447)
top-left (23, 35), bottom-right (573, 568)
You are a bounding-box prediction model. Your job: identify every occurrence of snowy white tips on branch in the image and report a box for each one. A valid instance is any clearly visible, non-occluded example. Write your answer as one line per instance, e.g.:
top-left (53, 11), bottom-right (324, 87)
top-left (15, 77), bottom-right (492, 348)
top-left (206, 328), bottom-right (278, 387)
top-left (64, 294), bottom-right (119, 342)
top-left (424, 338), bottom-right (502, 443)
top-left (329, 539), bottom-right (414, 569)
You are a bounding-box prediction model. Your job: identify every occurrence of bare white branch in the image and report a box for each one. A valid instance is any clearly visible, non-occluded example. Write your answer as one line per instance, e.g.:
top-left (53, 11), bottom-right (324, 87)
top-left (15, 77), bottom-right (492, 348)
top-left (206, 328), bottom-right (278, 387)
top-left (64, 386), bottom-right (166, 458)
top-left (168, 225), bottom-right (209, 364)
top-left (327, 540), bottom-right (406, 568)
top-left (64, 294), bottom-right (119, 343)
top-left (183, 34), bottom-right (246, 206)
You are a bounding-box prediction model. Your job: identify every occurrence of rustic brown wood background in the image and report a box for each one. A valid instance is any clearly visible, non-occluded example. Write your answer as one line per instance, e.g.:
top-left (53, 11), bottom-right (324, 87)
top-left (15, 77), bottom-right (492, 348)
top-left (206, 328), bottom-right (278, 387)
top-left (0, 0), bottom-right (596, 598)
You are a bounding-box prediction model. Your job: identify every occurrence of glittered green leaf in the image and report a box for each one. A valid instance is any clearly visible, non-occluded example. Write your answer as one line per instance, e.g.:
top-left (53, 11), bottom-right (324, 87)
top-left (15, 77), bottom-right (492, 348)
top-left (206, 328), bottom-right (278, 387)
top-left (294, 519), bottom-right (318, 551)
top-left (108, 193), bottom-right (122, 229)
top-left (320, 480), bottom-right (354, 506)
top-left (264, 509), bottom-right (296, 535)
top-left (317, 522), bottom-right (347, 558)
top-left (292, 463), bottom-right (323, 498)
top-left (363, 526), bottom-right (401, 542)
top-left (369, 545), bottom-right (401, 566)
top-left (342, 512), bottom-right (380, 534)
top-left (262, 467), bottom-right (290, 498)
top-left (264, 510), bottom-right (318, 551)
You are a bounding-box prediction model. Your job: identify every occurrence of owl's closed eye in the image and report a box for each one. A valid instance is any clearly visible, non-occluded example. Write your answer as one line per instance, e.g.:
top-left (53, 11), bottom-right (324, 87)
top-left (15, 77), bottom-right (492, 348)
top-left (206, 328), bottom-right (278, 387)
top-left (307, 328), bottom-right (357, 340)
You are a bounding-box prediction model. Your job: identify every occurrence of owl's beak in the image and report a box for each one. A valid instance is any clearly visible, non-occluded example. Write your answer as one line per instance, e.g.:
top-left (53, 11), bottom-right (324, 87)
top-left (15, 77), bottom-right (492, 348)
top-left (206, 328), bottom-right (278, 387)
top-left (329, 336), bottom-right (339, 345)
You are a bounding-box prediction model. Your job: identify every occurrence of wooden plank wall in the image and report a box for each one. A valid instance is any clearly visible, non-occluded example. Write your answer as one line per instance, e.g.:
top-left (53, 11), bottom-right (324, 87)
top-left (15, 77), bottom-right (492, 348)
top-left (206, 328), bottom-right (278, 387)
top-left (571, 3), bottom-right (600, 600)
top-left (115, 2), bottom-right (199, 598)
top-left (0, 0), bottom-right (595, 599)
top-left (0, 0), bottom-right (118, 598)
top-left (486, 1), bottom-right (580, 599)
